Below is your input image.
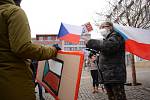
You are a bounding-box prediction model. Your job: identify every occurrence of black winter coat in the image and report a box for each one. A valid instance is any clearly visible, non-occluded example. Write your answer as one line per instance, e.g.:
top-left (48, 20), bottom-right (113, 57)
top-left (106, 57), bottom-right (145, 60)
top-left (86, 32), bottom-right (126, 84)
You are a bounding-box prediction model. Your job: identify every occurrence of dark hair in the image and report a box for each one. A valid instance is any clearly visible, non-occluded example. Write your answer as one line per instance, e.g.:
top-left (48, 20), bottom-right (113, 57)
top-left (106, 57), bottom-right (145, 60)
top-left (13, 0), bottom-right (22, 6)
top-left (100, 21), bottom-right (113, 29)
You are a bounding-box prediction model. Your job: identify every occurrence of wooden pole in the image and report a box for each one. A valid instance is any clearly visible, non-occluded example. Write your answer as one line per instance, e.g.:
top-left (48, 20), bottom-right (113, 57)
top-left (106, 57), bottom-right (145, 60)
top-left (130, 54), bottom-right (137, 85)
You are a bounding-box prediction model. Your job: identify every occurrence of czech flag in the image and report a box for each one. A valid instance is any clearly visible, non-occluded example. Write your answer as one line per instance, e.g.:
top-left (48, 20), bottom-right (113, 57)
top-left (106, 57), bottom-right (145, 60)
top-left (58, 22), bottom-right (83, 44)
top-left (114, 24), bottom-right (150, 60)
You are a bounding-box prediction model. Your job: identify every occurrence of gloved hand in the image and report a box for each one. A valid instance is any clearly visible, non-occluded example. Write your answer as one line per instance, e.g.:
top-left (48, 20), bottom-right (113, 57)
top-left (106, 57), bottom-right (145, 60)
top-left (86, 39), bottom-right (97, 48)
top-left (52, 44), bottom-right (61, 51)
top-left (86, 39), bottom-right (103, 51)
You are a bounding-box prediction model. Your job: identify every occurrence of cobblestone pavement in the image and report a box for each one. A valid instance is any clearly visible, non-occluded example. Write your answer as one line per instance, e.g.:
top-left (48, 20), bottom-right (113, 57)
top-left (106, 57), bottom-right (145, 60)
top-left (78, 69), bottom-right (150, 100)
top-left (36, 67), bottom-right (150, 100)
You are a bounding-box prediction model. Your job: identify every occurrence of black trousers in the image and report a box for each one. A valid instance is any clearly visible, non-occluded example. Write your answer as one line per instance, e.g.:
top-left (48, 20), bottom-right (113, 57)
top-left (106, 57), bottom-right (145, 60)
top-left (104, 83), bottom-right (127, 100)
top-left (90, 70), bottom-right (99, 87)
top-left (35, 82), bottom-right (43, 99)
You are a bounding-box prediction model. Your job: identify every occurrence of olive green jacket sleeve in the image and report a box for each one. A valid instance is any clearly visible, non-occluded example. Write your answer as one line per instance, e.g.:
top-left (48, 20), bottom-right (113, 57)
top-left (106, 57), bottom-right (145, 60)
top-left (7, 6), bottom-right (57, 60)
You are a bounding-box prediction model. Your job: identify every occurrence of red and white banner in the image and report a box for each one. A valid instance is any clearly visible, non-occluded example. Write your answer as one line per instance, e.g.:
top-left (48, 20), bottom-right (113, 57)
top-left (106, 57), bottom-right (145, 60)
top-left (114, 24), bottom-right (150, 60)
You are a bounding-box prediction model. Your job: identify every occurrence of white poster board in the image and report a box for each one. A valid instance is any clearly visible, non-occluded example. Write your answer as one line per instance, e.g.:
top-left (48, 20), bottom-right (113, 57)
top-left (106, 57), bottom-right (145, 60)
top-left (36, 51), bottom-right (84, 100)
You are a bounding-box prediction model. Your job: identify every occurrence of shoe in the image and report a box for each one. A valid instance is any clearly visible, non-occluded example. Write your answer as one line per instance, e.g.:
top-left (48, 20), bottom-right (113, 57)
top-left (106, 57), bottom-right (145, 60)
top-left (95, 87), bottom-right (99, 93)
top-left (92, 90), bottom-right (96, 94)
top-left (95, 90), bottom-right (99, 93)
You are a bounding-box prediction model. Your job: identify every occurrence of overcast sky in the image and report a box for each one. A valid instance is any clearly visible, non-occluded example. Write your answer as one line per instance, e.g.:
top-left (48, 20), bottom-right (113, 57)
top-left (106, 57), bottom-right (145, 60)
top-left (21, 0), bottom-right (109, 38)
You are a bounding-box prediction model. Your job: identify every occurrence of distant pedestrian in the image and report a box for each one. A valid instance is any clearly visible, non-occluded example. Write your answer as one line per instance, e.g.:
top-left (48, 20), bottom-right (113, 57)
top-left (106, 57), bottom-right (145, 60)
top-left (87, 53), bottom-right (99, 93)
top-left (30, 60), bottom-right (45, 100)
top-left (86, 21), bottom-right (127, 100)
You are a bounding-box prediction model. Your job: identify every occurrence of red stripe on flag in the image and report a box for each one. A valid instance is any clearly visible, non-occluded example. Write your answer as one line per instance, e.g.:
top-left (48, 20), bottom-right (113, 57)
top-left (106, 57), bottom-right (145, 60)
top-left (125, 39), bottom-right (150, 60)
top-left (44, 72), bottom-right (60, 91)
top-left (59, 33), bottom-right (80, 44)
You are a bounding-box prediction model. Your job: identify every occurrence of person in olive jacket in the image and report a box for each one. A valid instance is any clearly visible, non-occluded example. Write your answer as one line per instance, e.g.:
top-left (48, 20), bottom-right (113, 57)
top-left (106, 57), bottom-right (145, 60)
top-left (86, 21), bottom-right (127, 100)
top-left (0, 0), bottom-right (61, 100)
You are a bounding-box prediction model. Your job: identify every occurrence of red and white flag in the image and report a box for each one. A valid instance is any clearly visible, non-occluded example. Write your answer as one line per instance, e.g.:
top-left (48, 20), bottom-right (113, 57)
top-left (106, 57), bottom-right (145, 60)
top-left (114, 24), bottom-right (150, 60)
top-left (57, 22), bottom-right (83, 44)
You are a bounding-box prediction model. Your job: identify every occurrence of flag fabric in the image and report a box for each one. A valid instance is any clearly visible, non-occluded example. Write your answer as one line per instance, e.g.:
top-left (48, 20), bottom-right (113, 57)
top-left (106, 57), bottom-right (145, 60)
top-left (114, 24), bottom-right (150, 60)
top-left (82, 22), bottom-right (93, 33)
top-left (58, 22), bottom-right (83, 44)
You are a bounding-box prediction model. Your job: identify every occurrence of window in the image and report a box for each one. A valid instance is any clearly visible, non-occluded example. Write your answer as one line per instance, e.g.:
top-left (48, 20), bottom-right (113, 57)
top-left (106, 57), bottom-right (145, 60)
top-left (48, 36), bottom-right (51, 40)
top-left (39, 37), bottom-right (43, 41)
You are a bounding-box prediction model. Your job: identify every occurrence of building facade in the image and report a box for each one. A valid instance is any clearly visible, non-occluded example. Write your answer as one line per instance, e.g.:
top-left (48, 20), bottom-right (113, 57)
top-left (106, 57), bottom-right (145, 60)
top-left (32, 34), bottom-right (91, 51)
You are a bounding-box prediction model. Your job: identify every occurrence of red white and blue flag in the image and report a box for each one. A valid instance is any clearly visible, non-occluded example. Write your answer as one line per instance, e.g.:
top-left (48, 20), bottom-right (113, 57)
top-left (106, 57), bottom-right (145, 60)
top-left (58, 22), bottom-right (83, 44)
top-left (114, 24), bottom-right (150, 60)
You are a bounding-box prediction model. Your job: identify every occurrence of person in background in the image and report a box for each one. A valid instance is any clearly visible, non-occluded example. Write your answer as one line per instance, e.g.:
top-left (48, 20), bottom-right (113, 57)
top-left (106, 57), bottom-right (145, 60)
top-left (0, 0), bottom-right (61, 100)
top-left (30, 60), bottom-right (45, 100)
top-left (86, 21), bottom-right (127, 100)
top-left (87, 52), bottom-right (99, 93)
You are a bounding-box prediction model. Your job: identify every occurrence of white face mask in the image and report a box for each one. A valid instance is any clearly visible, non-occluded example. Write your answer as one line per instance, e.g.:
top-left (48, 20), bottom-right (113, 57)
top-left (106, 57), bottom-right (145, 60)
top-left (99, 29), bottom-right (111, 38)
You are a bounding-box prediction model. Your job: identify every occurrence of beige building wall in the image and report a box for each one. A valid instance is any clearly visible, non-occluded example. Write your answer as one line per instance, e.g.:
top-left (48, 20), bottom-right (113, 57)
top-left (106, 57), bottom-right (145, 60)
top-left (135, 61), bottom-right (150, 68)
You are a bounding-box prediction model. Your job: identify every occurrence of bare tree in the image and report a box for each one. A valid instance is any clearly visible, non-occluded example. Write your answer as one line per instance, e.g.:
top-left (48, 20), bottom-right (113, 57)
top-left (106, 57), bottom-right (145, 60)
top-left (107, 0), bottom-right (150, 28)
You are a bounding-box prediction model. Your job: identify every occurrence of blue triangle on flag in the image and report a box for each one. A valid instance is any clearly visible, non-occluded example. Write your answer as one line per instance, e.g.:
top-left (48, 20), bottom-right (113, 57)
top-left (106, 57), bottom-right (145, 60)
top-left (58, 23), bottom-right (69, 38)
